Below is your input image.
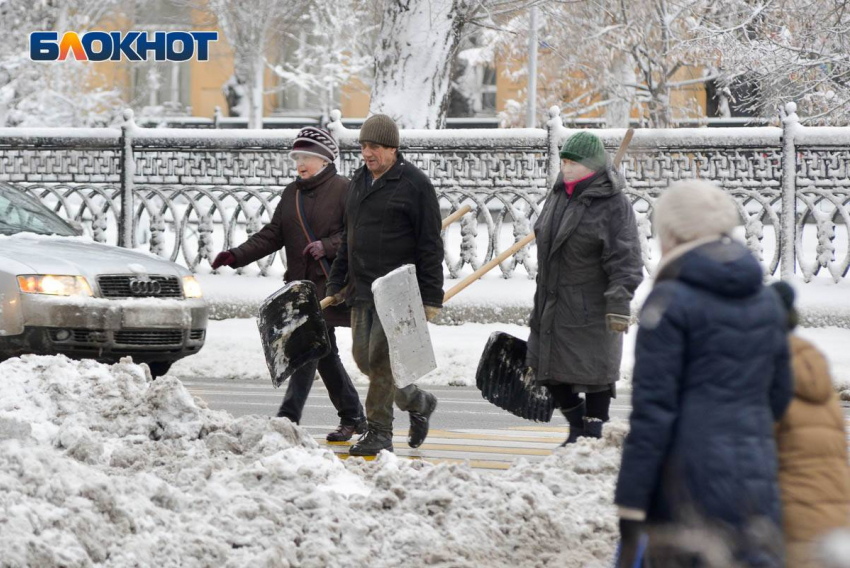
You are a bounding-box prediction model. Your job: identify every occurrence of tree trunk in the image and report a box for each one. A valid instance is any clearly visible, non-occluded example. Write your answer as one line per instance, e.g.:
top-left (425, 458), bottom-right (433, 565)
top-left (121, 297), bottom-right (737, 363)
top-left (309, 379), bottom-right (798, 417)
top-left (249, 56), bottom-right (264, 129)
top-left (605, 55), bottom-right (636, 128)
top-left (370, 0), bottom-right (467, 129)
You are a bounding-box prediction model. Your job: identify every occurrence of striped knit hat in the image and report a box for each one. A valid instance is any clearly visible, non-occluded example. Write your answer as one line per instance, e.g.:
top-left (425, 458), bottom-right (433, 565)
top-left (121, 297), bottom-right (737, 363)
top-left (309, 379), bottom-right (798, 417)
top-left (289, 127), bottom-right (339, 162)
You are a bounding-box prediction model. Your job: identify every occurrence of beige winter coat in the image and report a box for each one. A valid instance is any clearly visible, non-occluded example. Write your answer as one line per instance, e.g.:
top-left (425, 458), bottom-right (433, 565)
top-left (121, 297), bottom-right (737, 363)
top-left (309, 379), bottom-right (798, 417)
top-left (776, 335), bottom-right (850, 568)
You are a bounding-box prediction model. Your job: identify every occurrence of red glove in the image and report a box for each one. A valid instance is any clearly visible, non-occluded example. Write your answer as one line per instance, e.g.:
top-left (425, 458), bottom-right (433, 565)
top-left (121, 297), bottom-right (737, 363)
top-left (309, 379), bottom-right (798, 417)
top-left (211, 251), bottom-right (236, 269)
top-left (303, 241), bottom-right (326, 260)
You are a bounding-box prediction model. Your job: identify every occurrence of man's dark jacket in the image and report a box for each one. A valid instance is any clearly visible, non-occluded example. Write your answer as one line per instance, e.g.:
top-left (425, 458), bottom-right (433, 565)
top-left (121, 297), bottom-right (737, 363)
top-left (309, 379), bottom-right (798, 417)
top-left (327, 153), bottom-right (444, 307)
top-left (228, 164), bottom-right (350, 327)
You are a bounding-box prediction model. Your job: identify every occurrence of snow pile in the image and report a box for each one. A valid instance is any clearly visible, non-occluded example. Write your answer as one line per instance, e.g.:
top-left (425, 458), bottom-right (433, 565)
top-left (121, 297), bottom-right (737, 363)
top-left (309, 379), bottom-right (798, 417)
top-left (0, 354), bottom-right (626, 567)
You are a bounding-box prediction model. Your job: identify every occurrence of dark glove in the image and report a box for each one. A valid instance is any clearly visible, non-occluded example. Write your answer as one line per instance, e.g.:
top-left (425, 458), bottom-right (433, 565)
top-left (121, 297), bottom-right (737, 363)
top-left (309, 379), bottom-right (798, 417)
top-left (606, 313), bottom-right (630, 333)
top-left (211, 251), bottom-right (236, 270)
top-left (617, 519), bottom-right (646, 568)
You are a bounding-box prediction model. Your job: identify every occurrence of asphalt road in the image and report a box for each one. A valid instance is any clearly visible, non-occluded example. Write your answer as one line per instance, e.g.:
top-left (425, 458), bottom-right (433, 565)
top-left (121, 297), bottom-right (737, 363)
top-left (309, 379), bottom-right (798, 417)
top-left (181, 377), bottom-right (633, 432)
top-left (182, 377), bottom-right (850, 471)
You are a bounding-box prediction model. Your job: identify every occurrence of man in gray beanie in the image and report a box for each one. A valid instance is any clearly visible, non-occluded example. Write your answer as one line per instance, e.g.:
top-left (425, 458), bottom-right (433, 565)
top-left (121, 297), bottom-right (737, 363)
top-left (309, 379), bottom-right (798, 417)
top-left (326, 114), bottom-right (444, 456)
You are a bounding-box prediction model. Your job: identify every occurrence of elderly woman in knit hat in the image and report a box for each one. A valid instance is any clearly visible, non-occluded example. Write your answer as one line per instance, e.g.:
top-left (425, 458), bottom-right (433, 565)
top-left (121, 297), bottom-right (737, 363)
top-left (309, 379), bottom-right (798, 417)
top-left (526, 131), bottom-right (643, 445)
top-left (211, 127), bottom-right (366, 442)
top-left (614, 181), bottom-right (793, 568)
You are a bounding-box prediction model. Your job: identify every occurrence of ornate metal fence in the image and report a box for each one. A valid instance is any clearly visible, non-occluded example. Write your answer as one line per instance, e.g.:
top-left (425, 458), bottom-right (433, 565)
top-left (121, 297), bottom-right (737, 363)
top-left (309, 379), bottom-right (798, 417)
top-left (0, 103), bottom-right (848, 282)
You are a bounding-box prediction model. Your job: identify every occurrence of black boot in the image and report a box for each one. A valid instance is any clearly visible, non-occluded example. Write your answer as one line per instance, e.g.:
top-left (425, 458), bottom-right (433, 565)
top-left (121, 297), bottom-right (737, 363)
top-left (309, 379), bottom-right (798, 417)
top-left (349, 427), bottom-right (394, 456)
top-left (326, 417), bottom-right (366, 442)
top-left (408, 392), bottom-right (438, 448)
top-left (582, 417), bottom-right (603, 439)
top-left (560, 400), bottom-right (586, 446)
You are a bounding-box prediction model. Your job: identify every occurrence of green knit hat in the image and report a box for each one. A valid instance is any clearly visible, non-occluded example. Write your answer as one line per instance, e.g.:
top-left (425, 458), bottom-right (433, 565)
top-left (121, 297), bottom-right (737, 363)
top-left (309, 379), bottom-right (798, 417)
top-left (559, 131), bottom-right (607, 171)
top-left (359, 114), bottom-right (400, 148)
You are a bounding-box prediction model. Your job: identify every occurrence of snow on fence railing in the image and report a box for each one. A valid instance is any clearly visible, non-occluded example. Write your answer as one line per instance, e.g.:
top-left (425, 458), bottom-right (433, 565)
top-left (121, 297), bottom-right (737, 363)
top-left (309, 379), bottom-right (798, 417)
top-left (0, 103), bottom-right (848, 282)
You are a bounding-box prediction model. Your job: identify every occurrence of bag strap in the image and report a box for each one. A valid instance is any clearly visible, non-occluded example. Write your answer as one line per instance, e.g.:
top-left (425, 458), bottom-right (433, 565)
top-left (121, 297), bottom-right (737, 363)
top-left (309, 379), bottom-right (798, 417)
top-left (295, 189), bottom-right (332, 279)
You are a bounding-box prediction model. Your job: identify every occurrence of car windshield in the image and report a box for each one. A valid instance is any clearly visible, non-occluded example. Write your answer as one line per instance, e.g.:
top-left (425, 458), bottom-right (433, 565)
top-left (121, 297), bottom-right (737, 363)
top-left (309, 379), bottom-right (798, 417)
top-left (0, 187), bottom-right (77, 237)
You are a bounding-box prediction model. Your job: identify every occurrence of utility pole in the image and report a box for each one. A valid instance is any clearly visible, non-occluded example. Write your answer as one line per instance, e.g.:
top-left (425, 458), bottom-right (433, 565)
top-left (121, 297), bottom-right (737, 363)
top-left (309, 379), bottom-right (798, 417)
top-left (526, 5), bottom-right (538, 128)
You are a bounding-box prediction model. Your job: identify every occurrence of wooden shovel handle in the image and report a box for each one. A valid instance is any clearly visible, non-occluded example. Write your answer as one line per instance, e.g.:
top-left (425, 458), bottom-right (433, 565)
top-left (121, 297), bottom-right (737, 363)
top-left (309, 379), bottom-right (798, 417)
top-left (443, 231), bottom-right (537, 304)
top-left (613, 128), bottom-right (634, 168)
top-left (441, 204), bottom-right (472, 230)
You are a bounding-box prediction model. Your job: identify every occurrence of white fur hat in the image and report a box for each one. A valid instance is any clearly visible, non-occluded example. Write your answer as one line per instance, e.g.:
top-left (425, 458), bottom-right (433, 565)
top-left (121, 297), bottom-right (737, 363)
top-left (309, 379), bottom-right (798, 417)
top-left (653, 180), bottom-right (739, 250)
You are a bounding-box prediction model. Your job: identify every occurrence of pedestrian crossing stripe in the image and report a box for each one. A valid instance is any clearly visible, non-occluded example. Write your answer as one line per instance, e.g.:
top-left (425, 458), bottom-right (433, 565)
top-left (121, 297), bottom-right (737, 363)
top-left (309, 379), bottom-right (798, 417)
top-left (508, 425), bottom-right (570, 433)
top-left (329, 453), bottom-right (512, 470)
top-left (319, 439), bottom-right (552, 456)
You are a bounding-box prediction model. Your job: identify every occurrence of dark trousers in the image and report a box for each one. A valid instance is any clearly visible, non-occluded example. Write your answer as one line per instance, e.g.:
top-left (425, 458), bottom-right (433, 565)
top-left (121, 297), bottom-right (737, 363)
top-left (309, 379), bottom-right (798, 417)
top-left (546, 384), bottom-right (612, 421)
top-left (350, 303), bottom-right (431, 435)
top-left (277, 327), bottom-right (364, 426)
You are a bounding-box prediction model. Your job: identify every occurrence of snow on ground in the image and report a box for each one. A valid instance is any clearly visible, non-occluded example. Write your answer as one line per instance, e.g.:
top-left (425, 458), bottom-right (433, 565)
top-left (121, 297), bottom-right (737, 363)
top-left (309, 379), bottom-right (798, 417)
top-left (170, 318), bottom-right (636, 388)
top-left (197, 269), bottom-right (850, 327)
top-left (169, 317), bottom-right (850, 400)
top-left (0, 354), bottom-right (624, 567)
top-left (171, 318), bottom-right (537, 387)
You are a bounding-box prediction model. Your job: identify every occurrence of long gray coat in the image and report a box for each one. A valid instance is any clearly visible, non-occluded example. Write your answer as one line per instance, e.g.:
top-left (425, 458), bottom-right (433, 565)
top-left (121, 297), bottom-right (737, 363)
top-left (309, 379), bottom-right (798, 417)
top-left (527, 169), bottom-right (643, 386)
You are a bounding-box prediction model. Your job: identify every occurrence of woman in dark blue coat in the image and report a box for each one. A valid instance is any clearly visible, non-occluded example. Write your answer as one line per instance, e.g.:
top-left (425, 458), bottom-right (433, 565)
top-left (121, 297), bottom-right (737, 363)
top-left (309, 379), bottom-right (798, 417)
top-left (615, 180), bottom-right (793, 568)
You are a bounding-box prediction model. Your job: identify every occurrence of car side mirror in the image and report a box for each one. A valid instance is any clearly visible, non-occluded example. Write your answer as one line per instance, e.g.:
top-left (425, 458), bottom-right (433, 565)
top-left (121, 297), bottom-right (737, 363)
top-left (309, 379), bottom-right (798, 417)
top-left (68, 220), bottom-right (84, 236)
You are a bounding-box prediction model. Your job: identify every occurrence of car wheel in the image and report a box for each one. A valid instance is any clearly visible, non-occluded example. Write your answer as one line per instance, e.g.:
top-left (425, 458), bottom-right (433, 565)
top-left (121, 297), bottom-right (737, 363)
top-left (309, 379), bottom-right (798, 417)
top-left (147, 361), bottom-right (173, 379)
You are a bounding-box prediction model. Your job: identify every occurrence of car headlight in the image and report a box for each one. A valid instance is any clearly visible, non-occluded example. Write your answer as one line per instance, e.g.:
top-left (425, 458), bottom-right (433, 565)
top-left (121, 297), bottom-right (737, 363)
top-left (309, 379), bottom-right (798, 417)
top-left (182, 275), bottom-right (203, 299)
top-left (17, 275), bottom-right (93, 297)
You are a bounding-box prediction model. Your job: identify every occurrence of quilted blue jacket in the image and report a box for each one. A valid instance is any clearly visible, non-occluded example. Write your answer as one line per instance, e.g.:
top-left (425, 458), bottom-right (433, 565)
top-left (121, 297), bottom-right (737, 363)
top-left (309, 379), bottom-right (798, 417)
top-left (615, 238), bottom-right (793, 566)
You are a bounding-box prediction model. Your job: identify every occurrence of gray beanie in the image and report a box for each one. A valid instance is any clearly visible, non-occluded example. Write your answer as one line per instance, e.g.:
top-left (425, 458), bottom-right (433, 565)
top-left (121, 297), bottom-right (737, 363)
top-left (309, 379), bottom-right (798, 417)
top-left (654, 180), bottom-right (739, 251)
top-left (359, 114), bottom-right (400, 148)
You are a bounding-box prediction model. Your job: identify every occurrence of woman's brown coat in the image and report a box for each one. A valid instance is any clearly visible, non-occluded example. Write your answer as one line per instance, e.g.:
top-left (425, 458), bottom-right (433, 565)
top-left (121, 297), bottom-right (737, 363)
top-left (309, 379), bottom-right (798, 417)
top-left (776, 335), bottom-right (850, 567)
top-left (229, 164), bottom-right (350, 327)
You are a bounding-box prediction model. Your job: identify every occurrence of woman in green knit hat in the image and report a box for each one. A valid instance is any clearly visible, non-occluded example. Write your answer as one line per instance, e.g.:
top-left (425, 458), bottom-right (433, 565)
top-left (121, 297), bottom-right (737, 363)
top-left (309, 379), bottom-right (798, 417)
top-left (526, 131), bottom-right (643, 445)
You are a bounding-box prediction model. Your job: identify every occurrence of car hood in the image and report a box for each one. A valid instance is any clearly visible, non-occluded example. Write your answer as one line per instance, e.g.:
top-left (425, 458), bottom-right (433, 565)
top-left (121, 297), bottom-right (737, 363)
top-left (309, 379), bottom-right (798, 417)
top-left (0, 235), bottom-right (189, 279)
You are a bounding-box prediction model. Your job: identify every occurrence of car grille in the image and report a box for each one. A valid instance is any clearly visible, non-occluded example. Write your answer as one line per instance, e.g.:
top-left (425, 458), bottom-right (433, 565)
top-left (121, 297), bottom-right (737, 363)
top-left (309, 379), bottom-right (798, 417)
top-left (189, 329), bottom-right (205, 341)
top-left (114, 330), bottom-right (184, 346)
top-left (97, 275), bottom-right (183, 299)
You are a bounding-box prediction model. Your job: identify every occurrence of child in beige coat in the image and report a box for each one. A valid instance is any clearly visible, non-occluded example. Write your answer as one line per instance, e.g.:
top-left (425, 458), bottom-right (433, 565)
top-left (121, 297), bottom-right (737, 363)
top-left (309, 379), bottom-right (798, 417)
top-left (771, 282), bottom-right (850, 568)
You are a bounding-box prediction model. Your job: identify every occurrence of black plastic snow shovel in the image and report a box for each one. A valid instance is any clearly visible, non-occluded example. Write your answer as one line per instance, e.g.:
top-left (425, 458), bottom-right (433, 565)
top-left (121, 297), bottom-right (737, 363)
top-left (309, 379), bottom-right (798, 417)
top-left (474, 129), bottom-right (635, 422)
top-left (258, 281), bottom-right (336, 388)
top-left (475, 332), bottom-right (556, 422)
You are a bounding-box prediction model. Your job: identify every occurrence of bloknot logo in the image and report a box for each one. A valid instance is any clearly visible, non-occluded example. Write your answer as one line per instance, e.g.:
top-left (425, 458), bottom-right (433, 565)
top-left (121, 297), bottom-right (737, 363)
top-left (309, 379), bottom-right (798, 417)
top-left (29, 31), bottom-right (219, 62)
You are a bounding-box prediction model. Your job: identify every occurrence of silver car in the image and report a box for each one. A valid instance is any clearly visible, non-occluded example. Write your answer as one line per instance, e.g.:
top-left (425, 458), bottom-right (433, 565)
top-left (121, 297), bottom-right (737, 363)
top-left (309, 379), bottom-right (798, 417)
top-left (0, 182), bottom-right (207, 377)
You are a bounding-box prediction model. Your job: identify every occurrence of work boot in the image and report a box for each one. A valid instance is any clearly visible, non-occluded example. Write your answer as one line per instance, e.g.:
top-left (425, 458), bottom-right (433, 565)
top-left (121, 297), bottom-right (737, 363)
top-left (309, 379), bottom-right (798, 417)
top-left (408, 392), bottom-right (438, 449)
top-left (560, 400), bottom-right (586, 446)
top-left (326, 417), bottom-right (366, 442)
top-left (349, 427), bottom-right (394, 456)
top-left (582, 417), bottom-right (604, 439)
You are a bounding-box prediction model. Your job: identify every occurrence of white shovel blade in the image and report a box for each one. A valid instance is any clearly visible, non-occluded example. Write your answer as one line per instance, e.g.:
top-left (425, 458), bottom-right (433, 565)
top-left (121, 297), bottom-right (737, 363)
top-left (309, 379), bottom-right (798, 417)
top-left (371, 265), bottom-right (438, 388)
